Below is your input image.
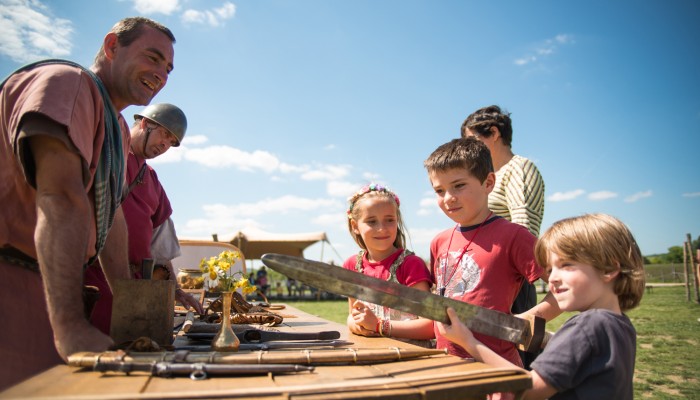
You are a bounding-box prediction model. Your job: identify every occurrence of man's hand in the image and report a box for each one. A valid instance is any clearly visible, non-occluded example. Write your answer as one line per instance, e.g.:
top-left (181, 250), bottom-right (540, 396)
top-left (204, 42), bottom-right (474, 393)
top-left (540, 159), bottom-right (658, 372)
top-left (53, 319), bottom-right (114, 361)
top-left (175, 289), bottom-right (204, 314)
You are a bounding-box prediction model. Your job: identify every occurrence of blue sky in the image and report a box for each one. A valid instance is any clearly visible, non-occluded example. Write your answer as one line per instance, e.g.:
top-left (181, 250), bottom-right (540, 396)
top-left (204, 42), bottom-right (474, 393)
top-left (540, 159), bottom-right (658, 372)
top-left (1, 0), bottom-right (699, 264)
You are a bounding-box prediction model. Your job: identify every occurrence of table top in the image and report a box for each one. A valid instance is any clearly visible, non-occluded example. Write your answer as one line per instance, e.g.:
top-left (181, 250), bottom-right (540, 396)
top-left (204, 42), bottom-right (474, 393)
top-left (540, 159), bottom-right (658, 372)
top-left (0, 305), bottom-right (531, 400)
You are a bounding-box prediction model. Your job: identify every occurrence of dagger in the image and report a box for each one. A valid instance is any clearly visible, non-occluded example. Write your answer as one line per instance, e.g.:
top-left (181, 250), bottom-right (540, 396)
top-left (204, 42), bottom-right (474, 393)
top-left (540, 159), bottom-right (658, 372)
top-left (261, 253), bottom-right (549, 353)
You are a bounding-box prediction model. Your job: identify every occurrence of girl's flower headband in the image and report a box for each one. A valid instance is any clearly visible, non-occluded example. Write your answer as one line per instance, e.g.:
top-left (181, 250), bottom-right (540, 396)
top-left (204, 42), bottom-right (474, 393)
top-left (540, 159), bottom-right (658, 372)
top-left (347, 183), bottom-right (400, 219)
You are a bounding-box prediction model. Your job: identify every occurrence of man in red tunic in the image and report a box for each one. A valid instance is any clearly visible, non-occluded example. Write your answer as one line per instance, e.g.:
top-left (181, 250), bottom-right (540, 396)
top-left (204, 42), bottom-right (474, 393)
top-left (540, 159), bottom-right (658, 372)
top-left (0, 17), bottom-right (176, 390)
top-left (85, 103), bottom-right (204, 335)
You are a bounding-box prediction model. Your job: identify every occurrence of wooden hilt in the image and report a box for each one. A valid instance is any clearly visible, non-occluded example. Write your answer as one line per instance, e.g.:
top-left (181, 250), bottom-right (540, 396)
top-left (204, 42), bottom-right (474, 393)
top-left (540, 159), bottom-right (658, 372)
top-left (517, 314), bottom-right (553, 353)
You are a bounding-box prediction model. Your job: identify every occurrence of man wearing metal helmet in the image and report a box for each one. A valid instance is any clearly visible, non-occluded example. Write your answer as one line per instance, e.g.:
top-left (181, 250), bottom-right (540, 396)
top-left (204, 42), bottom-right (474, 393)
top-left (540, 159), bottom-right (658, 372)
top-left (84, 103), bottom-right (204, 335)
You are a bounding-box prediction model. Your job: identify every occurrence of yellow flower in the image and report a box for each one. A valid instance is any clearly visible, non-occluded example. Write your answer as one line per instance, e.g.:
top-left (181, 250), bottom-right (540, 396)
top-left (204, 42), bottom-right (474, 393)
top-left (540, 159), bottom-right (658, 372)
top-left (199, 249), bottom-right (247, 292)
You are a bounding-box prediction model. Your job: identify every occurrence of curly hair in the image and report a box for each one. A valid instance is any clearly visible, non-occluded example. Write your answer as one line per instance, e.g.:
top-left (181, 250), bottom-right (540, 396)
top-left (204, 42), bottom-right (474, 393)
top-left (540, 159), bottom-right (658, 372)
top-left (461, 105), bottom-right (513, 147)
top-left (534, 214), bottom-right (646, 312)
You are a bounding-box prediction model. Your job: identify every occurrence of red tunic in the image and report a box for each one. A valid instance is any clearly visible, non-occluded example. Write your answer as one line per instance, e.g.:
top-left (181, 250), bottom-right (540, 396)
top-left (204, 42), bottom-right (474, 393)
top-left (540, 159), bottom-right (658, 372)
top-left (0, 64), bottom-right (130, 390)
top-left (84, 153), bottom-right (173, 334)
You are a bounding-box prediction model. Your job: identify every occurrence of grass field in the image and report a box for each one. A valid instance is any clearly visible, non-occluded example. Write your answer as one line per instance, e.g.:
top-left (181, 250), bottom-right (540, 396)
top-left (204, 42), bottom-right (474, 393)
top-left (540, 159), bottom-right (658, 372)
top-left (288, 285), bottom-right (700, 399)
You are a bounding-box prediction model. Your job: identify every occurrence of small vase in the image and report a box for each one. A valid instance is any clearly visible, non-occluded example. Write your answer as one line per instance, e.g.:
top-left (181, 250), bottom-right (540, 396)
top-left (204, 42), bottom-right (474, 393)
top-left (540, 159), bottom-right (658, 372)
top-left (211, 291), bottom-right (240, 352)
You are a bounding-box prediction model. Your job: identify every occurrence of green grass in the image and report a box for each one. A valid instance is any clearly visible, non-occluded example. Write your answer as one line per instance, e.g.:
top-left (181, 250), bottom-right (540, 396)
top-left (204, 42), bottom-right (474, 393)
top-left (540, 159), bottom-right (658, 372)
top-left (288, 286), bottom-right (700, 399)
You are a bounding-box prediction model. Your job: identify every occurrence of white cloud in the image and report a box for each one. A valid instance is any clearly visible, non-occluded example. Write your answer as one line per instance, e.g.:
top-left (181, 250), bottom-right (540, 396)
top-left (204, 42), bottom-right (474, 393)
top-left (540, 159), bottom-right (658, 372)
top-left (682, 192), bottom-right (700, 198)
top-left (183, 134), bottom-right (208, 145)
top-left (547, 189), bottom-right (585, 202)
top-left (180, 216), bottom-right (262, 238)
top-left (311, 212), bottom-right (346, 228)
top-left (588, 191), bottom-right (618, 201)
top-left (324, 144), bottom-right (336, 150)
top-left (514, 33), bottom-right (574, 67)
top-left (184, 145), bottom-right (281, 172)
top-left (300, 164), bottom-right (351, 181)
top-left (0, 0), bottom-right (73, 63)
top-left (624, 190), bottom-right (653, 203)
top-left (206, 195), bottom-right (340, 218)
top-left (179, 195), bottom-right (341, 236)
top-left (417, 194), bottom-right (438, 216)
top-left (362, 172), bottom-right (381, 181)
top-left (132, 0), bottom-right (180, 15)
top-left (514, 56), bottom-right (536, 66)
top-left (182, 2), bottom-right (235, 27)
top-left (407, 227), bottom-right (442, 252)
top-left (327, 180), bottom-right (360, 198)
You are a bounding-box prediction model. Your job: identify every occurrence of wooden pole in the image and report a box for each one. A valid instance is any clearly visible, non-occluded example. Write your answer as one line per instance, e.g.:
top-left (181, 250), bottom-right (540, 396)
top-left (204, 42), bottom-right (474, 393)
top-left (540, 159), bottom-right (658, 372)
top-left (684, 240), bottom-right (691, 301)
top-left (686, 233), bottom-right (700, 303)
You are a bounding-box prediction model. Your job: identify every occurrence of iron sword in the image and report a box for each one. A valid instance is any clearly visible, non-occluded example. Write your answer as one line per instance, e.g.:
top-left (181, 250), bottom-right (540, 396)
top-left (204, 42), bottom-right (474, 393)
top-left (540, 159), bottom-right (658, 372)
top-left (261, 253), bottom-right (548, 352)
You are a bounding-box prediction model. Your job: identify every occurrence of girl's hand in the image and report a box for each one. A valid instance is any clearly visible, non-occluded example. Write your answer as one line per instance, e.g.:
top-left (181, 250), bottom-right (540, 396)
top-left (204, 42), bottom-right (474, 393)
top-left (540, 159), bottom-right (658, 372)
top-left (436, 307), bottom-right (475, 348)
top-left (350, 299), bottom-right (379, 331)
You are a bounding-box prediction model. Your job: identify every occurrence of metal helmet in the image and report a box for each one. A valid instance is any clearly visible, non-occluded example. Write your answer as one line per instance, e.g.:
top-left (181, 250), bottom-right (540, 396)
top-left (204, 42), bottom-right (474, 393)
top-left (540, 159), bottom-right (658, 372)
top-left (134, 103), bottom-right (187, 147)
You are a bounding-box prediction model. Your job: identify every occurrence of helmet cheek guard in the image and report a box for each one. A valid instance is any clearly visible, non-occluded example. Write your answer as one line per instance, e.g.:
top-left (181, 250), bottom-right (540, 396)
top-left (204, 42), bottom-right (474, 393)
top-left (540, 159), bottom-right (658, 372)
top-left (134, 103), bottom-right (187, 146)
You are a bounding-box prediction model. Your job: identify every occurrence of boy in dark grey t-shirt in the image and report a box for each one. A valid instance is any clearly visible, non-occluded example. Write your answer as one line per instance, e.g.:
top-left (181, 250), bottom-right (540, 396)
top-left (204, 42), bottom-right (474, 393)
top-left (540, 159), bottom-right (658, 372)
top-left (437, 214), bottom-right (645, 400)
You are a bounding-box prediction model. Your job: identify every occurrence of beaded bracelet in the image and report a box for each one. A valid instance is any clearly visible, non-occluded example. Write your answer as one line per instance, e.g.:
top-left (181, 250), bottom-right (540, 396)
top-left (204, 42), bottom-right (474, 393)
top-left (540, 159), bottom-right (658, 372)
top-left (381, 319), bottom-right (391, 337)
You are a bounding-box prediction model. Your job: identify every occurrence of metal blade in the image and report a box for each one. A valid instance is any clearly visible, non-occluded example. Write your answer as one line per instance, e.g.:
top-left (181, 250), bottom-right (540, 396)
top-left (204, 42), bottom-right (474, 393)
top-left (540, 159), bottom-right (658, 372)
top-left (261, 253), bottom-right (530, 346)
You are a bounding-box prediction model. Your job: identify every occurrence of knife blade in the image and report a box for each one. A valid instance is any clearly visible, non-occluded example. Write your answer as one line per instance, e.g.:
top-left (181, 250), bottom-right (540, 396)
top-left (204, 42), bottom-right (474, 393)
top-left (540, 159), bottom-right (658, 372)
top-left (261, 253), bottom-right (548, 352)
top-left (185, 330), bottom-right (341, 344)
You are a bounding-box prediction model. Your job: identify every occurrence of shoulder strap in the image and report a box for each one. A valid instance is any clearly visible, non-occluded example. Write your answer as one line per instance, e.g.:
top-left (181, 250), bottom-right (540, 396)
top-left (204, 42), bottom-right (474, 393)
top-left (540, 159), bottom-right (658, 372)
top-left (354, 250), bottom-right (365, 273)
top-left (387, 249), bottom-right (414, 283)
top-left (121, 162), bottom-right (148, 203)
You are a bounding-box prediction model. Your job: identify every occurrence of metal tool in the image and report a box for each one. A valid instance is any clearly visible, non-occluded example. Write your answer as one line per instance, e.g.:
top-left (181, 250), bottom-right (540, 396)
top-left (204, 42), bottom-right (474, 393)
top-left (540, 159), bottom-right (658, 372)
top-left (185, 329), bottom-right (341, 343)
top-left (261, 253), bottom-right (549, 353)
top-left (141, 258), bottom-right (155, 280)
top-left (177, 339), bottom-right (353, 352)
top-left (92, 360), bottom-right (314, 380)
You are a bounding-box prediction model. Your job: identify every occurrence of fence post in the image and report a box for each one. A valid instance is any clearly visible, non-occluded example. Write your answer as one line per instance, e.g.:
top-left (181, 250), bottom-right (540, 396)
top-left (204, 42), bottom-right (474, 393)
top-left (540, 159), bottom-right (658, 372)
top-left (686, 233), bottom-right (699, 303)
top-left (684, 240), bottom-right (691, 301)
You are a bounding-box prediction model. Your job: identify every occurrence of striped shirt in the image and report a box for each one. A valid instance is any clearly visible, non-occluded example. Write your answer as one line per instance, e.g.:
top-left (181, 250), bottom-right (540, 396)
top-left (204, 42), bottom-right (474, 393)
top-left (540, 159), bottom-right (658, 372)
top-left (488, 155), bottom-right (545, 236)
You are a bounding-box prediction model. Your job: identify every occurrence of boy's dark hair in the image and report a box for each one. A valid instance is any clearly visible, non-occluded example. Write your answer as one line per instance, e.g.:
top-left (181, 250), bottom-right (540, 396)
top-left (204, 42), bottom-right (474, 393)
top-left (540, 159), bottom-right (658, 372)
top-left (94, 17), bottom-right (176, 64)
top-left (461, 105), bottom-right (513, 147)
top-left (424, 137), bottom-right (494, 183)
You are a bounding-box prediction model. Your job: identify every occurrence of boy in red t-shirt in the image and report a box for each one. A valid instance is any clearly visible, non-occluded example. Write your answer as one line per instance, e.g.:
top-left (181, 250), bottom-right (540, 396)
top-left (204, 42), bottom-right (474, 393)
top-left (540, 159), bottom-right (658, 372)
top-left (423, 137), bottom-right (561, 367)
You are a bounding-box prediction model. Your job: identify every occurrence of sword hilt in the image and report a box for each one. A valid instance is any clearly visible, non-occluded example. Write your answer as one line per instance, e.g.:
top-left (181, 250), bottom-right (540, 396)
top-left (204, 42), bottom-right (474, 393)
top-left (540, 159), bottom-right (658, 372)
top-left (517, 314), bottom-right (553, 353)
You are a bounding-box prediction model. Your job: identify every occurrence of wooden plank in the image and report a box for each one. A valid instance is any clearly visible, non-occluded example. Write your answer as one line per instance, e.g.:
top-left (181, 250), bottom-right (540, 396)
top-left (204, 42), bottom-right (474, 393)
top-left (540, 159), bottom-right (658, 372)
top-left (0, 366), bottom-right (149, 399)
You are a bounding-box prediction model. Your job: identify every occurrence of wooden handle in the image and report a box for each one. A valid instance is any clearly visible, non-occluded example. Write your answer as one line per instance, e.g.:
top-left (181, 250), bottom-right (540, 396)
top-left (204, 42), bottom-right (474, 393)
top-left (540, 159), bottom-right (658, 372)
top-left (517, 314), bottom-right (552, 353)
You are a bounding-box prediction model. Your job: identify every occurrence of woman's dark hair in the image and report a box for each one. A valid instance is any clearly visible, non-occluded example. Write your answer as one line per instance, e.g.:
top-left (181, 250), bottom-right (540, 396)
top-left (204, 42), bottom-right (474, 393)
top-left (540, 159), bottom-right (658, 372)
top-left (461, 105), bottom-right (513, 147)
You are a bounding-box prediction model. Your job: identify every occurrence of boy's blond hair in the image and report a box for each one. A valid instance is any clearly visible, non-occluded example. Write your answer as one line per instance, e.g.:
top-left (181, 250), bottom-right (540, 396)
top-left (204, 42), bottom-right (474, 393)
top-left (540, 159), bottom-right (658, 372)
top-left (534, 214), bottom-right (645, 311)
top-left (423, 137), bottom-right (494, 183)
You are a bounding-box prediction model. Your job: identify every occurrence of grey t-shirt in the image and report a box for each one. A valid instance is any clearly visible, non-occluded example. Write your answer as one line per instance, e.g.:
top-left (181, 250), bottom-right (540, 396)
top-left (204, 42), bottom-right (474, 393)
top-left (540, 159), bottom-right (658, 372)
top-left (531, 309), bottom-right (636, 400)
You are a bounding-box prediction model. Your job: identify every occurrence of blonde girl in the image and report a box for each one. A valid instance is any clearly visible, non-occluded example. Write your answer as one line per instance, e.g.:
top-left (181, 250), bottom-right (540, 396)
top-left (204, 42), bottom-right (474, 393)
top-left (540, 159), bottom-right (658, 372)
top-left (343, 183), bottom-right (434, 346)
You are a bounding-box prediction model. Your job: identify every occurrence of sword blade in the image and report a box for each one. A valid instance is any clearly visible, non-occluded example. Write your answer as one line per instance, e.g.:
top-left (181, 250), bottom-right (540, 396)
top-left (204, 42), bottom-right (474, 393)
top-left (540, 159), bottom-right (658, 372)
top-left (261, 253), bottom-right (530, 346)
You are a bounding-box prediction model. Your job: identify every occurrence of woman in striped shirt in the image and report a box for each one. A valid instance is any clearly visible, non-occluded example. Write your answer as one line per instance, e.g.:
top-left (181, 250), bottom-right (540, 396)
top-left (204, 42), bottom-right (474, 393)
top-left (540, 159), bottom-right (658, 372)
top-left (461, 105), bottom-right (545, 369)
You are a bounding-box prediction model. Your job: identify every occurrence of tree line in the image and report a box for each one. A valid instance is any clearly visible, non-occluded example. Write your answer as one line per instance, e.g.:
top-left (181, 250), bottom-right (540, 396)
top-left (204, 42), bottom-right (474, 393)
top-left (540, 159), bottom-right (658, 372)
top-left (644, 236), bottom-right (699, 264)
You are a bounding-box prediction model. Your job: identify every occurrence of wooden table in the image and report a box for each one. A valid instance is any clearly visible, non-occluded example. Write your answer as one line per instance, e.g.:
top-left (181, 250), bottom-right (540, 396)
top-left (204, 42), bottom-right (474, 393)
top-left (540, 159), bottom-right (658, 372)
top-left (0, 305), bottom-right (531, 400)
